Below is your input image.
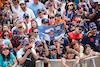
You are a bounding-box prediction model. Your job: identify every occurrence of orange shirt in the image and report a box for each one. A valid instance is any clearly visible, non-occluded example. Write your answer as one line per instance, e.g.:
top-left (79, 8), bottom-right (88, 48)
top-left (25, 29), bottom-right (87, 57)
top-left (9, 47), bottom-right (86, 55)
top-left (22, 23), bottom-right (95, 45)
top-left (56, 19), bottom-right (66, 27)
top-left (0, 0), bottom-right (9, 10)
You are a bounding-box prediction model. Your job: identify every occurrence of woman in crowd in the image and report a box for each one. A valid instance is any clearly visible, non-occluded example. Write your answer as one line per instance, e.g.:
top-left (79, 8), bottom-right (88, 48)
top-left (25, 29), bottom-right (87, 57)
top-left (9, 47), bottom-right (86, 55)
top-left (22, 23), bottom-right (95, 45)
top-left (46, 2), bottom-right (58, 15)
top-left (0, 23), bottom-right (3, 38)
top-left (70, 40), bottom-right (84, 56)
top-left (0, 45), bottom-right (18, 67)
top-left (29, 19), bottom-right (38, 33)
top-left (63, 2), bottom-right (75, 22)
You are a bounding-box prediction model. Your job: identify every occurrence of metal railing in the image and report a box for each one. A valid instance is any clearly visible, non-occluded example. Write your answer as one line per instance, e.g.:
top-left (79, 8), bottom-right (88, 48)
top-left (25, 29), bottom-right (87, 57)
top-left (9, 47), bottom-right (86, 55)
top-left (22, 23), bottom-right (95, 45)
top-left (36, 56), bottom-right (100, 67)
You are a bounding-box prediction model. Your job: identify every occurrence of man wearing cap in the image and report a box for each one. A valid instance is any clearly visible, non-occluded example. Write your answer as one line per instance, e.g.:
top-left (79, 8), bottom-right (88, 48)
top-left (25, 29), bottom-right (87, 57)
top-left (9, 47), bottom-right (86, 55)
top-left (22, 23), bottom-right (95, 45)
top-left (41, 18), bottom-right (49, 26)
top-left (35, 40), bottom-right (49, 57)
top-left (68, 24), bottom-right (83, 43)
top-left (29, 0), bottom-right (47, 18)
top-left (55, 13), bottom-right (66, 27)
top-left (17, 1), bottom-right (35, 20)
top-left (82, 22), bottom-right (100, 52)
top-left (35, 9), bottom-right (48, 26)
top-left (17, 39), bottom-right (50, 67)
top-left (11, 29), bottom-right (22, 52)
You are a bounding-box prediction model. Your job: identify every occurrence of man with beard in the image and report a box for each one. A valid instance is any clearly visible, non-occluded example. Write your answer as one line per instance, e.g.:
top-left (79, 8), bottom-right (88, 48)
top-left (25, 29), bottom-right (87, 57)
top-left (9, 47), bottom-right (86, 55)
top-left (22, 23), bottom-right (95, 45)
top-left (29, 0), bottom-right (47, 18)
top-left (82, 22), bottom-right (100, 52)
top-left (17, 1), bottom-right (35, 20)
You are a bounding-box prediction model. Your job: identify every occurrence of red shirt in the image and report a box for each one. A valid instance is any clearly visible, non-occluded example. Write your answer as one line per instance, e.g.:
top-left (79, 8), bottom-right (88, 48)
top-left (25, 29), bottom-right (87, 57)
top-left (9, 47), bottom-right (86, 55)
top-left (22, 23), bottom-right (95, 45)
top-left (68, 32), bottom-right (83, 43)
top-left (29, 28), bottom-right (32, 33)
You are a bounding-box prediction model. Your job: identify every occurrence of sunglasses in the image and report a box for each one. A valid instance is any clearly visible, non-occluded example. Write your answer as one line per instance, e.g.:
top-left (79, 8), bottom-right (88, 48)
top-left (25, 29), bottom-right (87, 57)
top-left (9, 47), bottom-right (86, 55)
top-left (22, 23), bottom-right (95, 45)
top-left (38, 45), bottom-right (43, 47)
top-left (4, 34), bottom-right (9, 37)
top-left (50, 17), bottom-right (54, 19)
top-left (51, 49), bottom-right (56, 51)
top-left (25, 16), bottom-right (29, 19)
top-left (34, 32), bottom-right (38, 33)
top-left (76, 21), bottom-right (81, 23)
top-left (79, 28), bottom-right (83, 31)
top-left (68, 4), bottom-right (73, 6)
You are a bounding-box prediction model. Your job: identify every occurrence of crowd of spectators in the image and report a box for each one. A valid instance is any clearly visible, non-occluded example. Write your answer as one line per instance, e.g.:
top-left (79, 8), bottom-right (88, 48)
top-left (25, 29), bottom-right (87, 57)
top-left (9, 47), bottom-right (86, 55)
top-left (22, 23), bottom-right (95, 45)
top-left (0, 0), bottom-right (100, 67)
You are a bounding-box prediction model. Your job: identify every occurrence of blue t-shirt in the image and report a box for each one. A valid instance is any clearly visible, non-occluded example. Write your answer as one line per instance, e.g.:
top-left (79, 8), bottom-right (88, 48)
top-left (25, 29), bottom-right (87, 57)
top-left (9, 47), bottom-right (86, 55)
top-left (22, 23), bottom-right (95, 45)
top-left (29, 2), bottom-right (46, 18)
top-left (0, 53), bottom-right (16, 67)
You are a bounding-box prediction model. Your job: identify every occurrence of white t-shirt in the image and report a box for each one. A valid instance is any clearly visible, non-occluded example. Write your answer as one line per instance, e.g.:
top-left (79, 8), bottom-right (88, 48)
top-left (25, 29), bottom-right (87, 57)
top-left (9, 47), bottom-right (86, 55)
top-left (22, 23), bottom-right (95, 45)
top-left (35, 15), bottom-right (48, 26)
top-left (17, 8), bottom-right (35, 20)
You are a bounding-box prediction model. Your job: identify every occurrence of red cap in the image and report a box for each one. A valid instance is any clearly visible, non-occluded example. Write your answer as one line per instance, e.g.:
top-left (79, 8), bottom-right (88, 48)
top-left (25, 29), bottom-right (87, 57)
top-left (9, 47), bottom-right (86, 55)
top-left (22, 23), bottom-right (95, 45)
top-left (1, 45), bottom-right (8, 49)
top-left (74, 17), bottom-right (81, 22)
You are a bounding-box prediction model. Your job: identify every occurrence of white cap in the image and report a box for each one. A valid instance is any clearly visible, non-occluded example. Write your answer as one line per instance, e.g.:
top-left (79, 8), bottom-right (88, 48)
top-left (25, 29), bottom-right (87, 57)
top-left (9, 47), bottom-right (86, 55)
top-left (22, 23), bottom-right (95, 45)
top-left (92, 0), bottom-right (99, 3)
top-left (19, 1), bottom-right (25, 5)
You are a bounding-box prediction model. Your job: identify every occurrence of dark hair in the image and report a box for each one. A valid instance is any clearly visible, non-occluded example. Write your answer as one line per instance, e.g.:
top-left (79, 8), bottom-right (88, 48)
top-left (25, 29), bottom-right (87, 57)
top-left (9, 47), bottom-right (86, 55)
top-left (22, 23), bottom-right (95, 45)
top-left (27, 33), bottom-right (34, 39)
top-left (70, 40), bottom-right (79, 49)
top-left (0, 23), bottom-right (3, 31)
top-left (83, 44), bottom-right (91, 54)
top-left (65, 2), bottom-right (75, 14)
top-left (1, 49), bottom-right (11, 61)
top-left (31, 19), bottom-right (38, 28)
top-left (3, 30), bottom-right (10, 39)
top-left (32, 28), bottom-right (38, 32)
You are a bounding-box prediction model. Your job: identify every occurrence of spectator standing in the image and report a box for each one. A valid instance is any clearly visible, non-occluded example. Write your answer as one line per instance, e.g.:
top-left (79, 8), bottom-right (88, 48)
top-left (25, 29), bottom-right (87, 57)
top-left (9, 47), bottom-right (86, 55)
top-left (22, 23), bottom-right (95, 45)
top-left (29, 0), bottom-right (47, 18)
top-left (17, 1), bottom-right (35, 20)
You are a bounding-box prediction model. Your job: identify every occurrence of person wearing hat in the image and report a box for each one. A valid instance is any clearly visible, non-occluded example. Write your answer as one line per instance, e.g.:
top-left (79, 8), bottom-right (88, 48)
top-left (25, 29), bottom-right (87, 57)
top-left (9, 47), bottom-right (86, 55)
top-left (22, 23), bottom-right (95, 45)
top-left (17, 1), bottom-right (35, 20)
top-left (55, 13), bottom-right (66, 27)
top-left (11, 29), bottom-right (22, 52)
top-left (41, 18), bottom-right (49, 26)
top-left (68, 24), bottom-right (83, 43)
top-left (46, 45), bottom-right (61, 59)
top-left (17, 39), bottom-right (50, 67)
top-left (82, 22), bottom-right (100, 52)
top-left (46, 2), bottom-right (58, 15)
top-left (23, 13), bottom-right (31, 33)
top-left (36, 9), bottom-right (48, 26)
top-left (29, 0), bottom-right (47, 18)
top-left (35, 40), bottom-right (49, 57)
top-left (0, 45), bottom-right (18, 67)
top-left (75, 5), bottom-right (89, 21)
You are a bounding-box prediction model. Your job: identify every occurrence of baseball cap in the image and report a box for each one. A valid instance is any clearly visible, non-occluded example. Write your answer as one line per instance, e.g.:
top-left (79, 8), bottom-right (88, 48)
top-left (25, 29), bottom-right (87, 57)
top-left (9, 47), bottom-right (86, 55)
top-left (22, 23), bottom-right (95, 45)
top-left (19, 1), bottom-right (25, 5)
top-left (49, 45), bottom-right (56, 51)
top-left (74, 17), bottom-right (81, 22)
top-left (48, 2), bottom-right (53, 7)
top-left (67, 2), bottom-right (73, 5)
top-left (89, 22), bottom-right (97, 30)
top-left (1, 45), bottom-right (9, 50)
top-left (35, 41), bottom-right (43, 47)
top-left (23, 13), bottom-right (29, 18)
top-left (37, 9), bottom-right (42, 14)
top-left (17, 24), bottom-right (23, 28)
top-left (55, 13), bottom-right (61, 17)
top-left (42, 18), bottom-right (49, 24)
top-left (77, 5), bottom-right (82, 10)
top-left (13, 29), bottom-right (20, 37)
top-left (53, 38), bottom-right (58, 42)
top-left (22, 39), bottom-right (30, 45)
top-left (76, 24), bottom-right (84, 28)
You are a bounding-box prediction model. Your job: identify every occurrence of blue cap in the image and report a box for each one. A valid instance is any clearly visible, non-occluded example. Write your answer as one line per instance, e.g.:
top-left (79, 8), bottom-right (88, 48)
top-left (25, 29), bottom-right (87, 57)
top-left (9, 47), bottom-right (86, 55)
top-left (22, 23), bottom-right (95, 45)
top-left (53, 38), bottom-right (58, 42)
top-left (37, 9), bottom-right (42, 14)
top-left (35, 41), bottom-right (43, 47)
top-left (49, 45), bottom-right (56, 51)
top-left (13, 29), bottom-right (20, 37)
top-left (23, 13), bottom-right (29, 18)
top-left (77, 5), bottom-right (82, 10)
top-left (42, 18), bottom-right (49, 24)
top-left (89, 22), bottom-right (97, 30)
top-left (3, 39), bottom-right (11, 45)
top-left (22, 39), bottom-right (30, 45)
top-left (55, 13), bottom-right (61, 17)
top-left (48, 2), bottom-right (53, 7)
